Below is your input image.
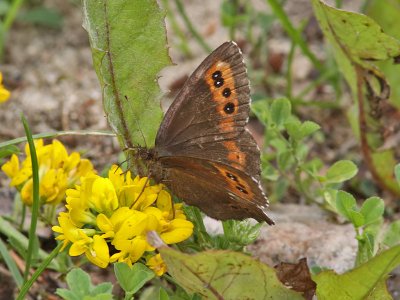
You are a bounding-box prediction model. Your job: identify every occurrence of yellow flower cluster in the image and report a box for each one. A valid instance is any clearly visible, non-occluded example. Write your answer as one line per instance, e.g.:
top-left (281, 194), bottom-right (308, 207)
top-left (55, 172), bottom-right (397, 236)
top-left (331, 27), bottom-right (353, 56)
top-left (1, 139), bottom-right (94, 206)
top-left (0, 72), bottom-right (10, 103)
top-left (52, 165), bottom-right (193, 274)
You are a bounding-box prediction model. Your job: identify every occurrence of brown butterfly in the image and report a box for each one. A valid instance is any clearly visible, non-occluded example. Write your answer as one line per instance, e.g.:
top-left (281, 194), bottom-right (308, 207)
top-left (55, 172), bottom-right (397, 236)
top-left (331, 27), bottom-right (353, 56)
top-left (139, 42), bottom-right (274, 225)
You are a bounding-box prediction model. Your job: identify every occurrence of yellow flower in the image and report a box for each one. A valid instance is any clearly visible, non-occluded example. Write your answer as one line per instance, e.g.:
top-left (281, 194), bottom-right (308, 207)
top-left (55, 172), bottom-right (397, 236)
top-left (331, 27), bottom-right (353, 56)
top-left (146, 253), bottom-right (167, 276)
top-left (1, 139), bottom-right (95, 206)
top-left (51, 212), bottom-right (109, 268)
top-left (0, 72), bottom-right (10, 103)
top-left (52, 164), bottom-right (194, 270)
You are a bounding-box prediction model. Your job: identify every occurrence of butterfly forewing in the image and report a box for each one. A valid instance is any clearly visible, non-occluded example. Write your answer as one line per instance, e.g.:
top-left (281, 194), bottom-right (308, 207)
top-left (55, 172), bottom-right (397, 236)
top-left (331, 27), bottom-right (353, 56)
top-left (153, 41), bottom-right (274, 224)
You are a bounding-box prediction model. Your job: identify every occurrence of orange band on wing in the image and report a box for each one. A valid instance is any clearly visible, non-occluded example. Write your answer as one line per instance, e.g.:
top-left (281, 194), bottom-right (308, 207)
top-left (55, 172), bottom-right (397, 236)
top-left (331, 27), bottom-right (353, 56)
top-left (205, 62), bottom-right (238, 127)
top-left (212, 163), bottom-right (254, 200)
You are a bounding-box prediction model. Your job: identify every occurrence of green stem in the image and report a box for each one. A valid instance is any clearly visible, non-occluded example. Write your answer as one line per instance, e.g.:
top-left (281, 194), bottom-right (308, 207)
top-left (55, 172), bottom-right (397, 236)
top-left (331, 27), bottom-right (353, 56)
top-left (266, 0), bottom-right (324, 72)
top-left (286, 41), bottom-right (296, 99)
top-left (0, 130), bottom-right (115, 149)
top-left (295, 68), bottom-right (338, 100)
top-left (19, 204), bottom-right (26, 231)
top-left (174, 0), bottom-right (211, 53)
top-left (162, 0), bottom-right (192, 57)
top-left (4, 0), bottom-right (24, 30)
top-left (0, 238), bottom-right (23, 288)
top-left (21, 115), bottom-right (40, 282)
top-left (16, 243), bottom-right (62, 300)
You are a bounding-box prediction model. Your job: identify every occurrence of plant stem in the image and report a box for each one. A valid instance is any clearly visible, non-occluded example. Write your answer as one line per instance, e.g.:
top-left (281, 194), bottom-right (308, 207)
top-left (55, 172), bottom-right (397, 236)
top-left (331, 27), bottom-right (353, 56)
top-left (266, 0), bottom-right (324, 72)
top-left (174, 0), bottom-right (211, 53)
top-left (286, 41), bottom-right (296, 99)
top-left (16, 243), bottom-right (62, 300)
top-left (162, 0), bottom-right (192, 57)
top-left (21, 115), bottom-right (40, 282)
top-left (0, 130), bottom-right (115, 149)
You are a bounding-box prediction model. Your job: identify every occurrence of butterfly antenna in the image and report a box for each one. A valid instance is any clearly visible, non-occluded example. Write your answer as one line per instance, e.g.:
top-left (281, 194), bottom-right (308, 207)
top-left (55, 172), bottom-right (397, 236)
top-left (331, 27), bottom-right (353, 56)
top-left (130, 175), bottom-right (150, 209)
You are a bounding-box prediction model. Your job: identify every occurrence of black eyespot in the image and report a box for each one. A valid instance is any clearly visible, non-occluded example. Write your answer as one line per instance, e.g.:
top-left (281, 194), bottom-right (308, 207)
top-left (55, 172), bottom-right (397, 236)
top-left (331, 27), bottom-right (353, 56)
top-left (223, 102), bottom-right (235, 114)
top-left (214, 78), bottom-right (224, 88)
top-left (222, 88), bottom-right (231, 98)
top-left (212, 70), bottom-right (222, 79)
top-left (236, 186), bottom-right (249, 194)
top-left (226, 172), bottom-right (238, 182)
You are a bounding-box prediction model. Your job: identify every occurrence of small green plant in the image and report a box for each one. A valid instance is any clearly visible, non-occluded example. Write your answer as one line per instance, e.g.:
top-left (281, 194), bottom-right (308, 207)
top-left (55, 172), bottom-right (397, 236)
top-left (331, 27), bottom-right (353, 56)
top-left (56, 268), bottom-right (113, 300)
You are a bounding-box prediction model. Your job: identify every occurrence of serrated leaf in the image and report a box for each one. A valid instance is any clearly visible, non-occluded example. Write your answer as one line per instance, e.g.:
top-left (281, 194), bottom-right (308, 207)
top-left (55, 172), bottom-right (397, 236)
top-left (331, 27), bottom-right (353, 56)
top-left (314, 244), bottom-right (400, 299)
top-left (311, 0), bottom-right (400, 196)
top-left (114, 262), bottom-right (155, 294)
top-left (83, 0), bottom-right (170, 149)
top-left (326, 160), bottom-right (358, 184)
top-left (336, 190), bottom-right (357, 219)
top-left (360, 197), bottom-right (384, 225)
top-left (158, 247), bottom-right (304, 299)
top-left (270, 98), bottom-right (291, 126)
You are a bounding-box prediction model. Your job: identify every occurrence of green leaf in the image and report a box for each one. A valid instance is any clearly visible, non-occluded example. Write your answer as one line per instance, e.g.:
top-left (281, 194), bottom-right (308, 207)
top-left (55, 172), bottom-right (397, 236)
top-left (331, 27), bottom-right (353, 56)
top-left (56, 269), bottom-right (113, 300)
top-left (114, 262), bottom-right (154, 294)
top-left (383, 220), bottom-right (400, 248)
top-left (251, 100), bottom-right (269, 126)
top-left (395, 164), bottom-right (400, 186)
top-left (365, 0), bottom-right (400, 108)
top-left (325, 160), bottom-right (358, 184)
top-left (285, 119), bottom-right (302, 140)
top-left (0, 145), bottom-right (20, 159)
top-left (360, 197), bottom-right (384, 226)
top-left (222, 220), bottom-right (262, 250)
top-left (298, 121), bottom-right (320, 139)
top-left (277, 150), bottom-right (292, 171)
top-left (90, 283), bottom-right (113, 295)
top-left (314, 244), bottom-right (400, 299)
top-left (0, 1), bottom-right (9, 16)
top-left (311, 0), bottom-right (400, 196)
top-left (159, 288), bottom-right (170, 300)
top-left (18, 7), bottom-right (63, 29)
top-left (158, 247), bottom-right (303, 299)
top-left (270, 98), bottom-right (291, 126)
top-left (336, 190), bottom-right (357, 219)
top-left (83, 0), bottom-right (170, 148)
top-left (66, 269), bottom-right (91, 296)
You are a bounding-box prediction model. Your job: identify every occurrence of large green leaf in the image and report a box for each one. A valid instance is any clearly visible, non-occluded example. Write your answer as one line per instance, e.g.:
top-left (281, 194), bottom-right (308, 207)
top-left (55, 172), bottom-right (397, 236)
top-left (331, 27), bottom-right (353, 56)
top-left (365, 0), bottom-right (400, 108)
top-left (157, 245), bottom-right (304, 299)
top-left (311, 0), bottom-right (400, 196)
top-left (82, 1), bottom-right (170, 148)
top-left (314, 244), bottom-right (400, 299)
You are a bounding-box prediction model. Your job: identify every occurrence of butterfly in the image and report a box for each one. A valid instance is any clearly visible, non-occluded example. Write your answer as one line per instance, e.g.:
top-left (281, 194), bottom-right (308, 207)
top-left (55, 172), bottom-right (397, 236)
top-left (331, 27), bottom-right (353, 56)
top-left (140, 41), bottom-right (274, 225)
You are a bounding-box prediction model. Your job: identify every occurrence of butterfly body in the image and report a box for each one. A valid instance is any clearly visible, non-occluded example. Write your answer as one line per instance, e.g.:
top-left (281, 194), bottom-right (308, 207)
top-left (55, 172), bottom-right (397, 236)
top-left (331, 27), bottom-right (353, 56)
top-left (141, 42), bottom-right (274, 225)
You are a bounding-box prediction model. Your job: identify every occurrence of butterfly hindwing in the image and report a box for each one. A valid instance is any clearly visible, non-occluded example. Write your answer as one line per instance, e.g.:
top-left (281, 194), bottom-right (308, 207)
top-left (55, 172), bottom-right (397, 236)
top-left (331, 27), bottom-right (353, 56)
top-left (158, 156), bottom-right (273, 224)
